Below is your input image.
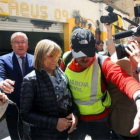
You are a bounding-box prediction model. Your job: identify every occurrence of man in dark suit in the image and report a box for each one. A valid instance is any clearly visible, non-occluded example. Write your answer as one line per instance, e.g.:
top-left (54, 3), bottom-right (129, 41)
top-left (0, 32), bottom-right (34, 140)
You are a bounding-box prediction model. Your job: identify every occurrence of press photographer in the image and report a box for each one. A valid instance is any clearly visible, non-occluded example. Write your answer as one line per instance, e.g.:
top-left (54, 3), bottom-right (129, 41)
top-left (101, 5), bottom-right (140, 60)
top-left (102, 5), bottom-right (140, 139)
top-left (104, 21), bottom-right (140, 81)
top-left (114, 25), bottom-right (140, 59)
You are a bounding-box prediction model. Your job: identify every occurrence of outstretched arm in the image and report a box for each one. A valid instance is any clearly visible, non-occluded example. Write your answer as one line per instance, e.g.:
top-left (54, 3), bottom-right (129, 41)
top-left (102, 57), bottom-right (140, 134)
top-left (104, 23), bottom-right (118, 62)
top-left (104, 23), bottom-right (115, 55)
top-left (125, 41), bottom-right (140, 81)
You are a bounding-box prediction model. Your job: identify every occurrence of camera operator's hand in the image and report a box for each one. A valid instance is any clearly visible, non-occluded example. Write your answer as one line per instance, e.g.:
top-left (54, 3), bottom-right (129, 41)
top-left (132, 36), bottom-right (140, 48)
top-left (125, 42), bottom-right (140, 81)
top-left (104, 23), bottom-right (117, 60)
top-left (104, 23), bottom-right (112, 30)
top-left (104, 23), bottom-right (112, 40)
top-left (125, 42), bottom-right (140, 68)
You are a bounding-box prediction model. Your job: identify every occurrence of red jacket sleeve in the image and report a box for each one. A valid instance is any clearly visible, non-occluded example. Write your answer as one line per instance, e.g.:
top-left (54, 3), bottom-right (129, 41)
top-left (102, 57), bottom-right (140, 99)
top-left (60, 60), bottom-right (65, 72)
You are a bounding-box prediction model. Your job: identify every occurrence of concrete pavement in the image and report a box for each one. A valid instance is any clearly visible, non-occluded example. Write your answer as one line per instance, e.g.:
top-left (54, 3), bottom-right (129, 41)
top-left (0, 119), bottom-right (10, 140)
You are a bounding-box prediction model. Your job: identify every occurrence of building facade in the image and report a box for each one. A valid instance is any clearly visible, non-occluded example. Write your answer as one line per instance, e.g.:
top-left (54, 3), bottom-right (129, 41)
top-left (0, 0), bottom-right (129, 53)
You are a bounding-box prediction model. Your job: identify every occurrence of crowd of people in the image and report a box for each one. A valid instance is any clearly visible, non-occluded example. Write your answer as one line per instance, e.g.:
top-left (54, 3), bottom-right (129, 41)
top-left (0, 20), bottom-right (140, 140)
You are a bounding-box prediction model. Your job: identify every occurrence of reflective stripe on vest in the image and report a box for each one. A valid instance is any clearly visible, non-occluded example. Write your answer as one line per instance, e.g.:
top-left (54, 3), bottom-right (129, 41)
top-left (74, 58), bottom-right (105, 105)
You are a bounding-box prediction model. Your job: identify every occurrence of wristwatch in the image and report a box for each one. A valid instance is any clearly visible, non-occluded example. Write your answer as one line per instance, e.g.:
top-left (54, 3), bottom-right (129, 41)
top-left (133, 67), bottom-right (140, 74)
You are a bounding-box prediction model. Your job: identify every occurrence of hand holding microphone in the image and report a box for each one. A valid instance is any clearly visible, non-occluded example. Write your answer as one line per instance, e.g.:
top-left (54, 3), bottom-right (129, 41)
top-left (6, 99), bottom-right (16, 105)
top-left (0, 92), bottom-right (16, 120)
top-left (0, 92), bottom-right (8, 106)
top-left (0, 91), bottom-right (16, 106)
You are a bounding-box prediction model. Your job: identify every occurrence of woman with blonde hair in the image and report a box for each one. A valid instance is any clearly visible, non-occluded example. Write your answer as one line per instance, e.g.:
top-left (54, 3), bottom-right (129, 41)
top-left (20, 39), bottom-right (79, 140)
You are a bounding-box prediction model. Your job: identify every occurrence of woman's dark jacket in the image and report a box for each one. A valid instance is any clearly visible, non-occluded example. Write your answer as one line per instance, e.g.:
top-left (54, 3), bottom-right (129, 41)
top-left (20, 69), bottom-right (79, 138)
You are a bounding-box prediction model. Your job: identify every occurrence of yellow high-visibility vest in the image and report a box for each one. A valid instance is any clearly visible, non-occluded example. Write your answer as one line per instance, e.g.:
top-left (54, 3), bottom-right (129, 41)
top-left (65, 57), bottom-right (111, 115)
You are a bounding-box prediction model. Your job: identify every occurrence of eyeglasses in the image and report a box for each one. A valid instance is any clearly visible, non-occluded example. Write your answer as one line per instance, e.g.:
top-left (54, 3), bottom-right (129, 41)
top-left (12, 41), bottom-right (28, 45)
top-left (47, 54), bottom-right (61, 60)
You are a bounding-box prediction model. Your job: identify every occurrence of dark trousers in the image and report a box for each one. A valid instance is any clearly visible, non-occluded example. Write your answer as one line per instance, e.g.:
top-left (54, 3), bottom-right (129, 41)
top-left (30, 126), bottom-right (68, 140)
top-left (69, 120), bottom-right (111, 140)
top-left (109, 130), bottom-right (140, 140)
top-left (119, 134), bottom-right (139, 140)
top-left (6, 115), bottom-right (23, 140)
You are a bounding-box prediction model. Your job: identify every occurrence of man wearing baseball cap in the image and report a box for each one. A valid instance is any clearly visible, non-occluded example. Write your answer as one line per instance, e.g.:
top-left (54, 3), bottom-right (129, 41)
top-left (64, 28), bottom-right (140, 139)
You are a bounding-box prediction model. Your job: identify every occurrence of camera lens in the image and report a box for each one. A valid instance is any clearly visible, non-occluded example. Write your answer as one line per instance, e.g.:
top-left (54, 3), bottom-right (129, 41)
top-left (136, 26), bottom-right (140, 36)
top-left (100, 16), bottom-right (111, 23)
top-left (115, 44), bottom-right (129, 59)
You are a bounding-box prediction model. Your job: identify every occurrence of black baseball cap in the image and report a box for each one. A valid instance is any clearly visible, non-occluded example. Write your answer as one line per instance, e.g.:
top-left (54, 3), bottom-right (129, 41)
top-left (71, 28), bottom-right (96, 58)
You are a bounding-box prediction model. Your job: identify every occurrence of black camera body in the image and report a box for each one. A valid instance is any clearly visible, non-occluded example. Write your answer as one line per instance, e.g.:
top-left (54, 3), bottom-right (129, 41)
top-left (112, 4), bottom-right (140, 59)
top-left (115, 44), bottom-right (129, 59)
top-left (114, 26), bottom-right (140, 59)
top-left (114, 26), bottom-right (140, 39)
top-left (100, 6), bottom-right (118, 24)
top-left (101, 5), bottom-right (140, 59)
top-left (134, 4), bottom-right (140, 17)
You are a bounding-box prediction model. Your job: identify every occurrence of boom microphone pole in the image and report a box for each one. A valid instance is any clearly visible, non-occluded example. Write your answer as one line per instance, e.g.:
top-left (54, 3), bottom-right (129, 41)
top-left (122, 17), bottom-right (139, 27)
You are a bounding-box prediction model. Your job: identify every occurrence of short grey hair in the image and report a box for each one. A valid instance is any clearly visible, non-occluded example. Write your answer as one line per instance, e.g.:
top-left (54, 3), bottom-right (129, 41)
top-left (11, 32), bottom-right (28, 42)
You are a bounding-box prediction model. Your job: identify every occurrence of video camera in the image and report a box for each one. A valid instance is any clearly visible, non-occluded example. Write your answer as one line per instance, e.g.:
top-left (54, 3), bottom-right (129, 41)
top-left (115, 5), bottom-right (140, 59)
top-left (100, 5), bottom-right (140, 59)
top-left (114, 26), bottom-right (140, 59)
top-left (100, 6), bottom-right (118, 24)
top-left (134, 4), bottom-right (140, 17)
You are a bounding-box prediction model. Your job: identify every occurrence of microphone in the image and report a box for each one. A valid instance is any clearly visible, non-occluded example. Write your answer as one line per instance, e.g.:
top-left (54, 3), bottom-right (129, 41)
top-left (123, 17), bottom-right (139, 27)
top-left (7, 99), bottom-right (16, 106)
top-left (0, 91), bottom-right (17, 105)
top-left (0, 99), bottom-right (16, 105)
top-left (114, 30), bottom-right (134, 39)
